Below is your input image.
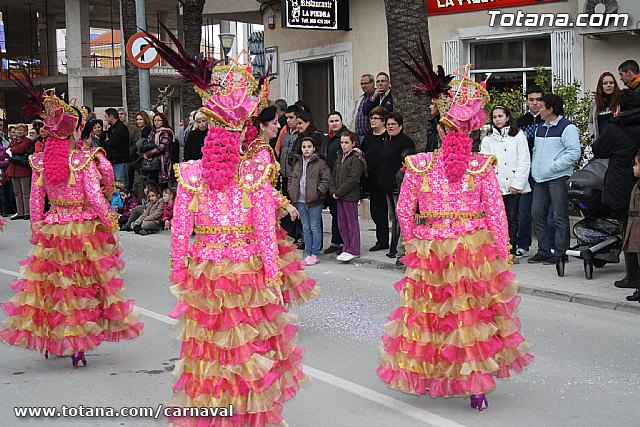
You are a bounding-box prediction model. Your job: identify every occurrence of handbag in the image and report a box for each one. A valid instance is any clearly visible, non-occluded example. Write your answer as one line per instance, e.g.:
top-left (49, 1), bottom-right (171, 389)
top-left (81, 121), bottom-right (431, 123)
top-left (140, 155), bottom-right (160, 172)
top-left (9, 152), bottom-right (30, 166)
top-left (137, 137), bottom-right (157, 154)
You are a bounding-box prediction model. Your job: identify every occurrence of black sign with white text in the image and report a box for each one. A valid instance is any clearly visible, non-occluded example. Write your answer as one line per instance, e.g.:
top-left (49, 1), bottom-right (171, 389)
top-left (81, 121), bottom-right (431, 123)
top-left (282, 0), bottom-right (349, 30)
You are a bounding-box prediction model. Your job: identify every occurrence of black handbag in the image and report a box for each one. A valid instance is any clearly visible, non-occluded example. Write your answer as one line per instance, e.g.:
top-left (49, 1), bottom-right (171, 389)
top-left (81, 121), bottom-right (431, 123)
top-left (9, 152), bottom-right (30, 166)
top-left (137, 138), bottom-right (157, 154)
top-left (140, 155), bottom-right (160, 172)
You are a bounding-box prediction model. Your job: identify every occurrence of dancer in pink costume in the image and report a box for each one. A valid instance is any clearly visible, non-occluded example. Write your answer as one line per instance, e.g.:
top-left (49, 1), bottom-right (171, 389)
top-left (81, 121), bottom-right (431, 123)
top-left (0, 77), bottom-right (143, 368)
top-left (144, 24), bottom-right (315, 426)
top-left (377, 40), bottom-right (533, 412)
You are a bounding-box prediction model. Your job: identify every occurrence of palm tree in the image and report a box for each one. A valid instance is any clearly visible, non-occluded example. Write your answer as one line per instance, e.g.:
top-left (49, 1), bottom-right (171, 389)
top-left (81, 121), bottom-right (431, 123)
top-left (179, 0), bottom-right (206, 124)
top-left (120, 0), bottom-right (139, 119)
top-left (383, 0), bottom-right (431, 150)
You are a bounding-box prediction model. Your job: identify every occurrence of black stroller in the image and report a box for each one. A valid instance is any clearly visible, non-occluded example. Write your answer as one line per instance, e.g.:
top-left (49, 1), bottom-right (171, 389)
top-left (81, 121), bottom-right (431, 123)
top-left (565, 159), bottom-right (622, 279)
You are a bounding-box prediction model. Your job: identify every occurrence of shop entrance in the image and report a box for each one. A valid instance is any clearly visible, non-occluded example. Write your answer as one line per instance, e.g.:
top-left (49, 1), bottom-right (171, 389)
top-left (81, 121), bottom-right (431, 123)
top-left (298, 59), bottom-right (335, 130)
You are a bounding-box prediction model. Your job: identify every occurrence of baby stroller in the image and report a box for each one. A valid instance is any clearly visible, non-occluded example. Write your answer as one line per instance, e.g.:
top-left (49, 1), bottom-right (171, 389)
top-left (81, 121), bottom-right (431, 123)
top-left (565, 159), bottom-right (622, 279)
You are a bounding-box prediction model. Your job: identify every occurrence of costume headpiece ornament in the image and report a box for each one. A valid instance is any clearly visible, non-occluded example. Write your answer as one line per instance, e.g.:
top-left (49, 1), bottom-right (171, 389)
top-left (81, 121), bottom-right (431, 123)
top-left (142, 23), bottom-right (273, 131)
top-left (400, 34), bottom-right (454, 100)
top-left (8, 66), bottom-right (45, 122)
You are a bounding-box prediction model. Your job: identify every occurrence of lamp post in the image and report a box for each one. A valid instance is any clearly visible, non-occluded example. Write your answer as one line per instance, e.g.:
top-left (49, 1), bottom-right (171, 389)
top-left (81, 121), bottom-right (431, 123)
top-left (219, 33), bottom-right (235, 65)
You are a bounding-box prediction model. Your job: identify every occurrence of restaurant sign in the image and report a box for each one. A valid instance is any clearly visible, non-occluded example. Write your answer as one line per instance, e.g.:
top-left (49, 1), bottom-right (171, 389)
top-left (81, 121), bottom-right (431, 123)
top-left (427, 0), bottom-right (566, 16)
top-left (282, 0), bottom-right (350, 30)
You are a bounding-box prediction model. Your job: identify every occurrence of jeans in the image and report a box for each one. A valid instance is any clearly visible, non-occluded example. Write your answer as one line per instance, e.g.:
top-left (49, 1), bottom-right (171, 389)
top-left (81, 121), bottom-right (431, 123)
top-left (517, 176), bottom-right (556, 250)
top-left (113, 162), bottom-right (130, 189)
top-left (297, 202), bottom-right (323, 256)
top-left (532, 176), bottom-right (570, 257)
top-left (503, 194), bottom-right (521, 255)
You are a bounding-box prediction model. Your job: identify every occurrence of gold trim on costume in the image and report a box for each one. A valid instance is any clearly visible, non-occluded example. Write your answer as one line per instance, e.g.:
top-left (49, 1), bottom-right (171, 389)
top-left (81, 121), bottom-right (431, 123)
top-left (193, 225), bottom-right (254, 235)
top-left (418, 211), bottom-right (485, 220)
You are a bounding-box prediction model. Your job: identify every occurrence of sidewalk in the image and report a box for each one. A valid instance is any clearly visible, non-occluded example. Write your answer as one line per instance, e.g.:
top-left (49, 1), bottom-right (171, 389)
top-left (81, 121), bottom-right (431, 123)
top-left (316, 207), bottom-right (640, 315)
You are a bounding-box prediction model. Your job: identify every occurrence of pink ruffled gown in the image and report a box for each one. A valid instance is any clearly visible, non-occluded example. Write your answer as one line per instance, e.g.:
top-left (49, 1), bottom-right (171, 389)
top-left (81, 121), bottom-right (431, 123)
top-left (0, 147), bottom-right (143, 356)
top-left (168, 137), bottom-right (313, 427)
top-left (377, 151), bottom-right (533, 397)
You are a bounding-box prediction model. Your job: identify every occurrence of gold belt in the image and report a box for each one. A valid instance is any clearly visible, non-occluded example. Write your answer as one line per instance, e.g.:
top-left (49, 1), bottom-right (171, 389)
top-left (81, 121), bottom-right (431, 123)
top-left (193, 225), bottom-right (254, 235)
top-left (418, 211), bottom-right (485, 220)
top-left (49, 199), bottom-right (89, 206)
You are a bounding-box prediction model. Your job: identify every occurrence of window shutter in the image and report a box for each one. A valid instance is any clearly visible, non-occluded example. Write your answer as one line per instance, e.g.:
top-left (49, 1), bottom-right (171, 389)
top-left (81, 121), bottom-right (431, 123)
top-left (551, 30), bottom-right (573, 86)
top-left (333, 52), bottom-right (351, 120)
top-left (282, 60), bottom-right (298, 105)
top-left (442, 40), bottom-right (459, 75)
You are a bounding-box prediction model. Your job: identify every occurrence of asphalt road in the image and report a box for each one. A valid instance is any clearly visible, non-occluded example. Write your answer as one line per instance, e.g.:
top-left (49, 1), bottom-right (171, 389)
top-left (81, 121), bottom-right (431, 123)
top-left (1, 220), bottom-right (639, 427)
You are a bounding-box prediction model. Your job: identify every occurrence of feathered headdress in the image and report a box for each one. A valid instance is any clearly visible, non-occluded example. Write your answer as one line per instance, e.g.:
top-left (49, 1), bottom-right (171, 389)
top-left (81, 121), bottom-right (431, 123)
top-left (141, 22), bottom-right (218, 92)
top-left (400, 34), bottom-right (453, 100)
top-left (142, 23), bottom-right (272, 131)
top-left (8, 65), bottom-right (45, 121)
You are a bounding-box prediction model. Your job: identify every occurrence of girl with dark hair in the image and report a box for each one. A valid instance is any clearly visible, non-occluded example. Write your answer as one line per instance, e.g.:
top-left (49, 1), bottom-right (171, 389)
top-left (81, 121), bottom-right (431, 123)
top-left (589, 72), bottom-right (620, 140)
top-left (330, 130), bottom-right (367, 262)
top-left (288, 136), bottom-right (331, 265)
top-left (143, 112), bottom-right (173, 188)
top-left (481, 106), bottom-right (531, 261)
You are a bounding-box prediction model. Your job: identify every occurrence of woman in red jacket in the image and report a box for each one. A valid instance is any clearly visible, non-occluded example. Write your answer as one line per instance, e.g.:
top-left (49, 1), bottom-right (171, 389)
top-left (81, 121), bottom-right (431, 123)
top-left (7, 124), bottom-right (31, 220)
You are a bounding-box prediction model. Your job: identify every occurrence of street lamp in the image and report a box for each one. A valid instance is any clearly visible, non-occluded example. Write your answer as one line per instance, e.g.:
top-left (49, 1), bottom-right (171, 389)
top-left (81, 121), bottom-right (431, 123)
top-left (218, 33), bottom-right (235, 65)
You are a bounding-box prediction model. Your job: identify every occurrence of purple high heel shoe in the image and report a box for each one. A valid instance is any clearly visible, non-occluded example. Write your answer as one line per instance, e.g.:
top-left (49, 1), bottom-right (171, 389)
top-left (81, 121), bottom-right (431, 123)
top-left (470, 394), bottom-right (488, 412)
top-left (71, 352), bottom-right (87, 369)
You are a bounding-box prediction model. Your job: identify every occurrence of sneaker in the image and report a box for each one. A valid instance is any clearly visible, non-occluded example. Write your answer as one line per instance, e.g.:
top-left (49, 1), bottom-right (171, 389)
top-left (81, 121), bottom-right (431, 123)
top-left (542, 256), bottom-right (558, 265)
top-left (305, 255), bottom-right (319, 266)
top-left (336, 252), bottom-right (348, 261)
top-left (22, 214), bottom-right (30, 220)
top-left (137, 229), bottom-right (149, 236)
top-left (528, 253), bottom-right (554, 264)
top-left (340, 253), bottom-right (358, 262)
top-left (515, 248), bottom-right (528, 259)
top-left (10, 213), bottom-right (23, 220)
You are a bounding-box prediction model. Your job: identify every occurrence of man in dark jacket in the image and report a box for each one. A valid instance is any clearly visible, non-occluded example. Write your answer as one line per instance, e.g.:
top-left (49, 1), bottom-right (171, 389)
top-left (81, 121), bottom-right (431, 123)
top-left (322, 111), bottom-right (349, 255)
top-left (362, 72), bottom-right (393, 116)
top-left (592, 89), bottom-right (640, 289)
top-left (104, 107), bottom-right (131, 188)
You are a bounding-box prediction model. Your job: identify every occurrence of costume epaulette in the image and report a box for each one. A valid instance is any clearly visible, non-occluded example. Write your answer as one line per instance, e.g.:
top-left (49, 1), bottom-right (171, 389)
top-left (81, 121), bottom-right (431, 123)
top-left (466, 153), bottom-right (496, 176)
top-left (175, 160), bottom-right (204, 213)
top-left (237, 144), bottom-right (277, 208)
top-left (405, 152), bottom-right (436, 174)
top-left (29, 152), bottom-right (44, 173)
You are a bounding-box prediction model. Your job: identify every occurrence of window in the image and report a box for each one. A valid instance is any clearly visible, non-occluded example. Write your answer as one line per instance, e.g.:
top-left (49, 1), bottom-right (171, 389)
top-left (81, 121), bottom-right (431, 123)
top-left (470, 36), bottom-right (551, 92)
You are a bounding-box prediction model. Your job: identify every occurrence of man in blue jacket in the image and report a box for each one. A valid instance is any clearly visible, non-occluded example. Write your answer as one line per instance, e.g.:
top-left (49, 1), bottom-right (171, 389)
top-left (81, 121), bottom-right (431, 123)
top-left (528, 94), bottom-right (581, 264)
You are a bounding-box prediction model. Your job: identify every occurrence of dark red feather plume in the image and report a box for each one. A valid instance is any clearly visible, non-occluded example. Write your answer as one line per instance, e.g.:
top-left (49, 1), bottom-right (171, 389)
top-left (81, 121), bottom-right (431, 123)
top-left (140, 22), bottom-right (219, 90)
top-left (8, 65), bottom-right (45, 121)
top-left (257, 57), bottom-right (277, 90)
top-left (400, 34), bottom-right (453, 99)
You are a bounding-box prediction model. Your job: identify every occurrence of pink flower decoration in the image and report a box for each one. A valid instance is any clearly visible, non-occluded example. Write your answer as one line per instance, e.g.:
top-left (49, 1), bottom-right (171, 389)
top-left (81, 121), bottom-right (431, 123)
top-left (441, 131), bottom-right (472, 183)
top-left (202, 126), bottom-right (240, 191)
top-left (43, 136), bottom-right (71, 186)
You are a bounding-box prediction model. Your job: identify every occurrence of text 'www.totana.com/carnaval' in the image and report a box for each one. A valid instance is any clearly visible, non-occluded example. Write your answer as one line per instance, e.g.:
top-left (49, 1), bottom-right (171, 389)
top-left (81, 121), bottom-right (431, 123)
top-left (14, 404), bottom-right (234, 419)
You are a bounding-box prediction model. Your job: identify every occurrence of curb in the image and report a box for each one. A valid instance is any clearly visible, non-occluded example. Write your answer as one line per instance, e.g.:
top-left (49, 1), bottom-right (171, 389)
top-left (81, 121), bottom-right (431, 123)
top-left (318, 253), bottom-right (640, 315)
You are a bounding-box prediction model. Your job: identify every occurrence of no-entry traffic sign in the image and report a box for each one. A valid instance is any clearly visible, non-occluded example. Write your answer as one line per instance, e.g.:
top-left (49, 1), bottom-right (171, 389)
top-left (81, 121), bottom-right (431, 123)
top-left (126, 32), bottom-right (160, 68)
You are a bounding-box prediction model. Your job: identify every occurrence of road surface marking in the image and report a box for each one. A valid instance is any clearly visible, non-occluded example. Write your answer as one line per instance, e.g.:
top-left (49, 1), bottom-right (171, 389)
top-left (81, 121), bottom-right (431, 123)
top-left (0, 266), bottom-right (466, 427)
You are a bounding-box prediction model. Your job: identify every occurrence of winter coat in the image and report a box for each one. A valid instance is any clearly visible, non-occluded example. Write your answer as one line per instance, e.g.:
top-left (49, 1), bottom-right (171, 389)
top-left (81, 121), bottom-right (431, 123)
top-left (325, 126), bottom-right (350, 172)
top-left (287, 153), bottom-right (331, 207)
top-left (134, 198), bottom-right (164, 225)
top-left (126, 122), bottom-right (141, 162)
top-left (588, 99), bottom-right (614, 141)
top-left (623, 180), bottom-right (640, 253)
top-left (7, 136), bottom-right (32, 178)
top-left (329, 149), bottom-right (367, 202)
top-left (183, 128), bottom-right (207, 161)
top-left (481, 127), bottom-right (531, 195)
top-left (104, 119), bottom-right (130, 164)
top-left (163, 200), bottom-right (174, 222)
top-left (119, 195), bottom-right (139, 218)
top-left (146, 127), bottom-right (174, 184)
top-left (0, 145), bottom-right (9, 186)
top-left (592, 108), bottom-right (640, 211)
top-left (531, 116), bottom-right (581, 183)
top-left (377, 132), bottom-right (415, 192)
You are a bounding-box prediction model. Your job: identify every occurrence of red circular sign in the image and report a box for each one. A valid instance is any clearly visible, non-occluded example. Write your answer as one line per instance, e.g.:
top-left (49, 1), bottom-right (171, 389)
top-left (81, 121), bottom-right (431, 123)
top-left (126, 32), bottom-right (160, 69)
